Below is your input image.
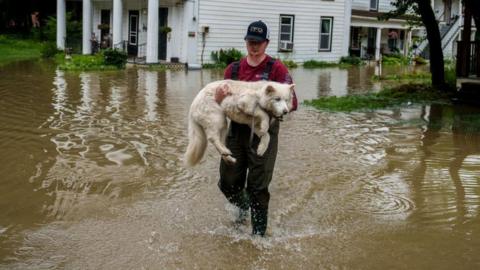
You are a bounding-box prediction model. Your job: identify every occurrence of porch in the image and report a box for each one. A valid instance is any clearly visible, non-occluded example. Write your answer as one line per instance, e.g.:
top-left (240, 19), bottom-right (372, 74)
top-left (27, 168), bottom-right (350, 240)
top-left (349, 26), bottom-right (412, 61)
top-left (57, 0), bottom-right (197, 65)
top-left (349, 9), bottom-right (413, 62)
top-left (455, 1), bottom-right (480, 103)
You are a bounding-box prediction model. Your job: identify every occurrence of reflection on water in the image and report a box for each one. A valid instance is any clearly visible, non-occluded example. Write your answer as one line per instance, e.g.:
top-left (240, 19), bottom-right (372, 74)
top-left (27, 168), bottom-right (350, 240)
top-left (292, 64), bottom-right (424, 100)
top-left (0, 62), bottom-right (479, 269)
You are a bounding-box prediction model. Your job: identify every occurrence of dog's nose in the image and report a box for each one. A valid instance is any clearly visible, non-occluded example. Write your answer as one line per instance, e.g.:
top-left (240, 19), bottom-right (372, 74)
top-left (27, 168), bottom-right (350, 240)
top-left (283, 109), bottom-right (289, 115)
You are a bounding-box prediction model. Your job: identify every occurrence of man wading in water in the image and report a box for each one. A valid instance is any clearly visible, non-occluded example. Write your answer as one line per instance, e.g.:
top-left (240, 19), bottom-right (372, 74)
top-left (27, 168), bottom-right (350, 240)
top-left (215, 20), bottom-right (298, 236)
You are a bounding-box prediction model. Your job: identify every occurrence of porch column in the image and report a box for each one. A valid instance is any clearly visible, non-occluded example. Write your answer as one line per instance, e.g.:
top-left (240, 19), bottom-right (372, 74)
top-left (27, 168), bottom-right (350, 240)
top-left (146, 0), bottom-right (159, 63)
top-left (406, 30), bottom-right (413, 56)
top-left (375, 27), bottom-right (382, 61)
top-left (82, 0), bottom-right (93, 54)
top-left (56, 0), bottom-right (66, 49)
top-left (113, 0), bottom-right (123, 49)
top-left (342, 0), bottom-right (353, 56)
top-left (183, 0), bottom-right (199, 68)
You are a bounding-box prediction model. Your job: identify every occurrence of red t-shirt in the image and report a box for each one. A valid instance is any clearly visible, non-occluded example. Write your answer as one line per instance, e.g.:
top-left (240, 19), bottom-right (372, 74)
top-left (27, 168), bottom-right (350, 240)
top-left (224, 56), bottom-right (298, 111)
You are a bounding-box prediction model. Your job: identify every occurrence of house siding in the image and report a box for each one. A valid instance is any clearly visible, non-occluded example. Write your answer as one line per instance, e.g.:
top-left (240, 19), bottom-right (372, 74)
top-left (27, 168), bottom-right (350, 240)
top-left (197, 0), bottom-right (349, 64)
top-left (352, 0), bottom-right (395, 13)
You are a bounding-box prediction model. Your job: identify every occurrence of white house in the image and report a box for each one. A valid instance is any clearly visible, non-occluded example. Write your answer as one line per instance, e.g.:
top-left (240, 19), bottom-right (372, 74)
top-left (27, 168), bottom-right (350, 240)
top-left (430, 0), bottom-right (464, 59)
top-left (56, 0), bottom-right (473, 67)
top-left (57, 0), bottom-right (353, 67)
top-left (197, 0), bottom-right (352, 64)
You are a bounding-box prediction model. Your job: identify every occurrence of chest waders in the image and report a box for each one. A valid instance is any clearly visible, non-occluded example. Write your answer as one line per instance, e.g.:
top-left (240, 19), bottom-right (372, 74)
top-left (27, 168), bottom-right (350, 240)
top-left (218, 59), bottom-right (278, 236)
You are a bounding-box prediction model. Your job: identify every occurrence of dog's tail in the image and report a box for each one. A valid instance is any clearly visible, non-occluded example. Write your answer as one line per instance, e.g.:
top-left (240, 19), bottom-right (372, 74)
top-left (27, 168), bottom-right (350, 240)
top-left (184, 116), bottom-right (207, 167)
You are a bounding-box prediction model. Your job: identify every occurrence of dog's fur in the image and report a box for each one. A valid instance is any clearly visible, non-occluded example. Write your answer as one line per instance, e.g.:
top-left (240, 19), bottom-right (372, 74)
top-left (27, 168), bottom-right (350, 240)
top-left (184, 79), bottom-right (295, 166)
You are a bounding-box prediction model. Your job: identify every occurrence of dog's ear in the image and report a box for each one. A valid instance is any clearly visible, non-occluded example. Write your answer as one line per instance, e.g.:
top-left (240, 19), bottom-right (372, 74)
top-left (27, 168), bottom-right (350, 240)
top-left (264, 84), bottom-right (276, 95)
top-left (289, 84), bottom-right (295, 93)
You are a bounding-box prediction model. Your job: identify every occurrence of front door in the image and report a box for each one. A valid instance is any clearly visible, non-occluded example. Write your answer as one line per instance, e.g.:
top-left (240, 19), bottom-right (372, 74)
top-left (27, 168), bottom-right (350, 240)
top-left (128, 10), bottom-right (139, 56)
top-left (367, 28), bottom-right (377, 58)
top-left (158, 8), bottom-right (168, 60)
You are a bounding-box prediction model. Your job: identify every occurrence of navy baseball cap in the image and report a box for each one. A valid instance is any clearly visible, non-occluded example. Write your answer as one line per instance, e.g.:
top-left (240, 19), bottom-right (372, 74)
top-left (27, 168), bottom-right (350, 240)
top-left (244, 20), bottom-right (270, 42)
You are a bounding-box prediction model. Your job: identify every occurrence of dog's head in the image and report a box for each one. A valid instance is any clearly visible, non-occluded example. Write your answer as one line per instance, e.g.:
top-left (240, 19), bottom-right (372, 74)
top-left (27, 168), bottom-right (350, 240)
top-left (259, 82), bottom-right (295, 117)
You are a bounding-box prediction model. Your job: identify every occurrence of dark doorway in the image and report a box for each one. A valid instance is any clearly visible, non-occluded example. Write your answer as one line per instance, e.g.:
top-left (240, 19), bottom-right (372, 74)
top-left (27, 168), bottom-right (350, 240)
top-left (128, 10), bottom-right (139, 56)
top-left (100, 10), bottom-right (111, 48)
top-left (158, 8), bottom-right (168, 60)
top-left (367, 27), bottom-right (377, 58)
top-left (350, 27), bottom-right (361, 57)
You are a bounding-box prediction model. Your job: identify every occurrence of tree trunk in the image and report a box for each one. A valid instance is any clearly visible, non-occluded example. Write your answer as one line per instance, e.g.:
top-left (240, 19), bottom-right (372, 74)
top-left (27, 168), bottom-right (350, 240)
top-left (416, 0), bottom-right (445, 88)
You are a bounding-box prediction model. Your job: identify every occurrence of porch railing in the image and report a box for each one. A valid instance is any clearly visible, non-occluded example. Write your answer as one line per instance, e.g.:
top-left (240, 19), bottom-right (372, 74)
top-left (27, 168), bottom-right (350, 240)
top-left (456, 41), bottom-right (480, 78)
top-left (126, 43), bottom-right (147, 64)
top-left (113, 40), bottom-right (127, 52)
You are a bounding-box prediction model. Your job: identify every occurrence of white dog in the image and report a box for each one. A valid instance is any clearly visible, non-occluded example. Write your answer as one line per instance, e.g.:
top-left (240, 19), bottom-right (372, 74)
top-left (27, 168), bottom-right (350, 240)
top-left (184, 79), bottom-right (295, 167)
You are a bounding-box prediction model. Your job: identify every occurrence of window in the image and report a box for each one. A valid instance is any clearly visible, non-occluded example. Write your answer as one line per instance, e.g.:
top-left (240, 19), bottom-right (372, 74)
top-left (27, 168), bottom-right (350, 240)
top-left (370, 0), bottom-right (379, 11)
top-left (319, 17), bottom-right (333, 51)
top-left (278, 15), bottom-right (294, 51)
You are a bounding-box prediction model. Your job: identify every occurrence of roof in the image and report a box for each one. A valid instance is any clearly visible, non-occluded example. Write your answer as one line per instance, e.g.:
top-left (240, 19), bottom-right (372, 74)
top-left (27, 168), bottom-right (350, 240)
top-left (351, 9), bottom-right (419, 21)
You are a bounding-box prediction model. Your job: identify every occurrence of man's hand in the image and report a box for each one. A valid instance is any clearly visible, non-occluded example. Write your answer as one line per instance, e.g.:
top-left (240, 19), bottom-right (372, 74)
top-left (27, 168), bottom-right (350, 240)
top-left (214, 83), bottom-right (231, 104)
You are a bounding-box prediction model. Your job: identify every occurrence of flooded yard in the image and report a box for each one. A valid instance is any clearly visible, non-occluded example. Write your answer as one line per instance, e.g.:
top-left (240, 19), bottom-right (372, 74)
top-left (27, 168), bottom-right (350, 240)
top-left (1, 61), bottom-right (480, 269)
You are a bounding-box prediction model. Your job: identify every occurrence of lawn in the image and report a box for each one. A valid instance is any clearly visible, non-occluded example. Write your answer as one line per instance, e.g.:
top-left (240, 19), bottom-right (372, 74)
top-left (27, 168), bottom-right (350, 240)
top-left (304, 84), bottom-right (454, 112)
top-left (0, 36), bottom-right (43, 66)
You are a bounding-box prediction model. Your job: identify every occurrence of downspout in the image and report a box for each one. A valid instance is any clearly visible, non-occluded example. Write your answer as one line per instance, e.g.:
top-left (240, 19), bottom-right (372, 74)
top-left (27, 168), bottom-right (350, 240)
top-left (201, 27), bottom-right (208, 65)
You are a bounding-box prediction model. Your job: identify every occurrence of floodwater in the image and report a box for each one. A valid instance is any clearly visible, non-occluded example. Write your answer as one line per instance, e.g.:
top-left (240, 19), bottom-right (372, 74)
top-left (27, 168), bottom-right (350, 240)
top-left (1, 61), bottom-right (480, 269)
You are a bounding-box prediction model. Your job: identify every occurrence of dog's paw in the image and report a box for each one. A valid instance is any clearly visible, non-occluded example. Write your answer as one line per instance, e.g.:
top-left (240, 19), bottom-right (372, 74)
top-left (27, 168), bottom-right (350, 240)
top-left (256, 143), bottom-right (267, 156)
top-left (222, 154), bottom-right (237, 165)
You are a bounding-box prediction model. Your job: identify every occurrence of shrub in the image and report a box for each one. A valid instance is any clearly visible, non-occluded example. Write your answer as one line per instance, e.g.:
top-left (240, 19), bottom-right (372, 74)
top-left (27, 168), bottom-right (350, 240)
top-left (281, 59), bottom-right (298, 68)
top-left (41, 42), bottom-right (61, 58)
top-left (59, 54), bottom-right (105, 70)
top-left (57, 51), bottom-right (125, 71)
top-left (43, 13), bottom-right (82, 42)
top-left (103, 48), bottom-right (127, 68)
top-left (211, 48), bottom-right (244, 66)
top-left (444, 58), bottom-right (453, 66)
top-left (339, 56), bottom-right (364, 66)
top-left (445, 65), bottom-right (456, 89)
top-left (413, 56), bottom-right (427, 65)
top-left (382, 54), bottom-right (410, 65)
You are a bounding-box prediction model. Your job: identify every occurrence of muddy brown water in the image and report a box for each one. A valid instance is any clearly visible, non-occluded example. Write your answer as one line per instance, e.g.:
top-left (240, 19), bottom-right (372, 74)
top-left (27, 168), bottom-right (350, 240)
top-left (1, 61), bottom-right (480, 269)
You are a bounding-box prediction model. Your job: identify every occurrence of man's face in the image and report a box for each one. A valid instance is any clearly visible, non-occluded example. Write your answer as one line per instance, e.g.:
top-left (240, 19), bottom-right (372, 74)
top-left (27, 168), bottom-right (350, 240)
top-left (246, 39), bottom-right (269, 57)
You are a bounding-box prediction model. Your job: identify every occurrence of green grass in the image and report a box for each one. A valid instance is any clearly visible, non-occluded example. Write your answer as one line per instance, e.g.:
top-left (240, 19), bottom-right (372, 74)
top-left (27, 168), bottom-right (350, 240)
top-left (372, 71), bottom-right (431, 82)
top-left (56, 53), bottom-right (119, 71)
top-left (382, 55), bottom-right (410, 66)
top-left (303, 60), bottom-right (340, 68)
top-left (0, 35), bottom-right (43, 66)
top-left (202, 63), bottom-right (227, 69)
top-left (303, 57), bottom-right (364, 69)
top-left (304, 84), bottom-right (453, 112)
